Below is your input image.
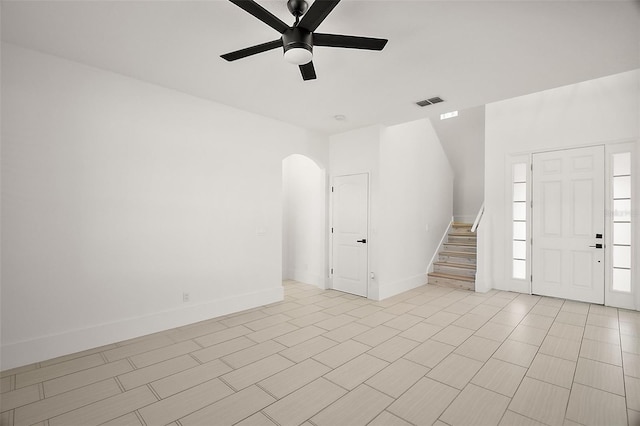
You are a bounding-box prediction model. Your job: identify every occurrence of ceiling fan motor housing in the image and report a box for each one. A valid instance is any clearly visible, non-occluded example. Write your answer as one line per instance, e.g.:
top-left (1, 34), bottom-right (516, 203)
top-left (282, 27), bottom-right (313, 55)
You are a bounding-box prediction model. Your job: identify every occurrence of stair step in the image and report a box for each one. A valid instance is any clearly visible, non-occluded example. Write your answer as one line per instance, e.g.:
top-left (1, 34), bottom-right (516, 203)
top-left (443, 243), bottom-right (476, 253)
top-left (433, 261), bottom-right (476, 270)
top-left (433, 261), bottom-right (476, 277)
top-left (441, 251), bottom-right (476, 258)
top-left (428, 272), bottom-right (475, 291)
top-left (449, 232), bottom-right (477, 237)
top-left (439, 251), bottom-right (476, 265)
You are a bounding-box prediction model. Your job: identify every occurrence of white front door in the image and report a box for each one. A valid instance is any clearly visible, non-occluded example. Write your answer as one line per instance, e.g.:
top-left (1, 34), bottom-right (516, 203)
top-left (532, 146), bottom-right (605, 304)
top-left (332, 173), bottom-right (368, 297)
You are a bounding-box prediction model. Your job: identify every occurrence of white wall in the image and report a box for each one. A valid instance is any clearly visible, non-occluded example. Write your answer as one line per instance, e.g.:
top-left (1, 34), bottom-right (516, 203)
top-left (431, 106), bottom-right (485, 223)
top-left (0, 44), bottom-right (328, 369)
top-left (282, 155), bottom-right (326, 288)
top-left (377, 119), bottom-right (454, 300)
top-left (329, 120), bottom-right (454, 300)
top-left (480, 70), bottom-right (640, 298)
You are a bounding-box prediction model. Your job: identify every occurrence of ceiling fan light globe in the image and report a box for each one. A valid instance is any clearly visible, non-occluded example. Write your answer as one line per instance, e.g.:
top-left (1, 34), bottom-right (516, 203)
top-left (284, 47), bottom-right (313, 65)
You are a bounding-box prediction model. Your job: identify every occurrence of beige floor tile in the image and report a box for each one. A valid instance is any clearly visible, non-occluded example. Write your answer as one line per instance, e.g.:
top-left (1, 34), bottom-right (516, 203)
top-left (313, 340), bottom-right (371, 368)
top-left (399, 322), bottom-right (442, 342)
top-left (246, 323), bottom-right (300, 343)
top-left (325, 354), bottom-right (388, 390)
top-left (491, 311), bottom-right (527, 327)
top-left (537, 297), bottom-right (564, 308)
top-left (279, 336), bottom-right (337, 363)
top-left (368, 410), bottom-right (412, 426)
top-left (503, 301), bottom-right (534, 315)
top-left (263, 378), bottom-right (346, 426)
top-left (509, 324), bottom-right (547, 346)
top-left (622, 335), bottom-right (640, 355)
top-left (258, 358), bottom-right (330, 399)
top-left (191, 336), bottom-right (256, 363)
top-left (426, 353), bottom-right (483, 389)
top-left (431, 325), bottom-right (474, 346)
top-left (404, 339), bottom-right (456, 368)
top-left (628, 409), bottom-right (640, 426)
top-left (164, 320), bottom-right (227, 342)
top-left (282, 304), bottom-right (324, 319)
top-left (440, 383), bottom-right (510, 426)
top-left (222, 340), bottom-right (287, 368)
top-left (139, 378), bottom-right (233, 425)
top-left (235, 412), bottom-right (278, 426)
top-left (261, 301), bottom-right (303, 316)
top-left (49, 385), bottom-right (156, 426)
top-left (520, 313), bottom-right (555, 330)
top-left (150, 359), bottom-right (232, 398)
top-left (367, 336), bottom-right (420, 363)
top-left (37, 344), bottom-right (118, 369)
top-left (356, 311), bottom-right (397, 328)
top-left (561, 301), bottom-right (590, 315)
top-left (471, 358), bottom-right (527, 397)
top-left (443, 302), bottom-right (475, 316)
top-left (382, 303), bottom-right (418, 316)
top-left (323, 301), bottom-right (362, 316)
top-left (221, 354), bottom-right (293, 391)
top-left (353, 325), bottom-right (399, 347)
top-left (221, 310), bottom-right (268, 328)
top-left (13, 379), bottom-right (121, 426)
top-left (0, 376), bottom-right (11, 394)
top-left (452, 313), bottom-right (491, 331)
top-left (181, 385), bottom-right (276, 426)
top-left (311, 384), bottom-right (393, 426)
top-left (493, 340), bottom-right (539, 368)
top-left (384, 314), bottom-right (424, 331)
top-left (407, 303), bottom-right (443, 319)
top-left (288, 311), bottom-right (333, 327)
top-left (621, 321), bottom-right (640, 337)
top-left (347, 304), bottom-right (383, 318)
top-left (43, 359), bottom-right (133, 397)
top-left (0, 364), bottom-right (38, 379)
top-left (322, 322), bottom-right (369, 343)
top-left (274, 325), bottom-right (328, 347)
top-left (509, 377), bottom-right (570, 426)
top-left (454, 335), bottom-right (501, 362)
top-left (425, 311), bottom-right (461, 327)
top-left (316, 314), bottom-right (356, 331)
top-left (548, 322), bottom-right (584, 341)
top-left (530, 304), bottom-right (561, 317)
top-left (103, 335), bottom-right (174, 363)
top-left (539, 335), bottom-right (581, 361)
top-left (625, 375), bottom-right (640, 411)
top-left (583, 324), bottom-right (620, 345)
top-left (15, 354), bottom-right (105, 388)
top-left (0, 384), bottom-right (40, 411)
top-left (0, 411), bottom-right (12, 426)
top-left (365, 359), bottom-right (429, 398)
top-left (118, 355), bottom-right (198, 391)
top-left (193, 325), bottom-right (252, 347)
top-left (526, 353), bottom-right (576, 389)
top-left (589, 305), bottom-right (619, 317)
top-left (244, 313), bottom-right (292, 332)
top-left (574, 357), bottom-right (625, 395)
top-left (499, 410), bottom-right (546, 426)
top-left (554, 312), bottom-right (587, 327)
top-left (469, 304), bottom-right (502, 317)
top-left (101, 412), bottom-right (144, 426)
top-left (129, 340), bottom-right (200, 369)
top-left (624, 352), bottom-right (640, 378)
top-left (475, 322), bottom-right (515, 342)
top-left (387, 377), bottom-right (458, 425)
top-left (579, 339), bottom-right (622, 366)
top-left (565, 383), bottom-right (627, 426)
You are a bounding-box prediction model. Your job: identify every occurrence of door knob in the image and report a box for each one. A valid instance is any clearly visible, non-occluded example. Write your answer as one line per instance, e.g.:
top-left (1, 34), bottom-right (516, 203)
top-left (357, 239), bottom-right (367, 244)
top-left (589, 244), bottom-right (603, 249)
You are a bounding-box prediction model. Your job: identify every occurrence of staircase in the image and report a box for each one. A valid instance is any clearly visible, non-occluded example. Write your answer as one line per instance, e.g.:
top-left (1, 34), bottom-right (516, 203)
top-left (428, 222), bottom-right (476, 291)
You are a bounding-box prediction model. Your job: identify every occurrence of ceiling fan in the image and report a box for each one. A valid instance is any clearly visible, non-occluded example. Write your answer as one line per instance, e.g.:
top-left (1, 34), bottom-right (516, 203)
top-left (221, 0), bottom-right (388, 81)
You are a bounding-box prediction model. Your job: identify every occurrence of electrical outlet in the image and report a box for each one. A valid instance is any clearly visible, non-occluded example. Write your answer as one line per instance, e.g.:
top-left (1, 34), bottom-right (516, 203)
top-left (183, 292), bottom-right (190, 303)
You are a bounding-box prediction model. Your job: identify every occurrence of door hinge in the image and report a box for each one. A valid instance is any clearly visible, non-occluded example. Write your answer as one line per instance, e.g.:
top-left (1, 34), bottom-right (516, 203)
top-left (331, 268), bottom-right (333, 275)
top-left (331, 186), bottom-right (334, 192)
top-left (331, 227), bottom-right (334, 233)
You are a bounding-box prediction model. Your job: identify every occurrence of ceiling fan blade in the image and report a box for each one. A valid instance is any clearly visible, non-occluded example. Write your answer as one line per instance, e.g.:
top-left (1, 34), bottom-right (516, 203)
top-left (298, 0), bottom-right (340, 32)
top-left (314, 33), bottom-right (388, 50)
top-left (299, 61), bottom-right (317, 81)
top-left (229, 0), bottom-right (289, 34)
top-left (221, 39), bottom-right (283, 61)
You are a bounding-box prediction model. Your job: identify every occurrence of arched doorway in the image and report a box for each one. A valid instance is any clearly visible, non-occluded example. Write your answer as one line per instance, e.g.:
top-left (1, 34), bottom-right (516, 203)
top-left (282, 154), bottom-right (327, 288)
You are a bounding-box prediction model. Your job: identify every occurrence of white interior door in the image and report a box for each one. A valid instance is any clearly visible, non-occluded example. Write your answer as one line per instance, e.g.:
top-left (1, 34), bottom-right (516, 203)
top-left (332, 173), bottom-right (368, 297)
top-left (532, 146), bottom-right (605, 304)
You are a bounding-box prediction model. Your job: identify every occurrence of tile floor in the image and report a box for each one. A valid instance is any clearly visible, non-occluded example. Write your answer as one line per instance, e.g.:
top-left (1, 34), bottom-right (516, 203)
top-left (1, 281), bottom-right (640, 426)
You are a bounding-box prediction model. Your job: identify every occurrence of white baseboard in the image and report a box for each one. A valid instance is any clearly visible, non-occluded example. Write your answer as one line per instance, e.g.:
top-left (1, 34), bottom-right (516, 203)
top-left (289, 269), bottom-right (324, 289)
top-left (1, 286), bottom-right (283, 370)
top-left (375, 274), bottom-right (428, 301)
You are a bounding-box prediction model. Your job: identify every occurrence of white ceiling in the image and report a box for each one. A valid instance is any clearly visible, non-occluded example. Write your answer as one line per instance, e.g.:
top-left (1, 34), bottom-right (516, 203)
top-left (2, 0), bottom-right (639, 135)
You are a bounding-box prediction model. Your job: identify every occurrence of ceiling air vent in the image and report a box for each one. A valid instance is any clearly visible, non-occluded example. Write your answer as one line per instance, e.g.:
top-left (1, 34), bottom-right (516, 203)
top-left (416, 97), bottom-right (444, 107)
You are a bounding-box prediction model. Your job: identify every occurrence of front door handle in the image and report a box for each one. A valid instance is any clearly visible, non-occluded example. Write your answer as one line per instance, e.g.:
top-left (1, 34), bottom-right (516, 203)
top-left (589, 244), bottom-right (603, 249)
top-left (357, 239), bottom-right (367, 244)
